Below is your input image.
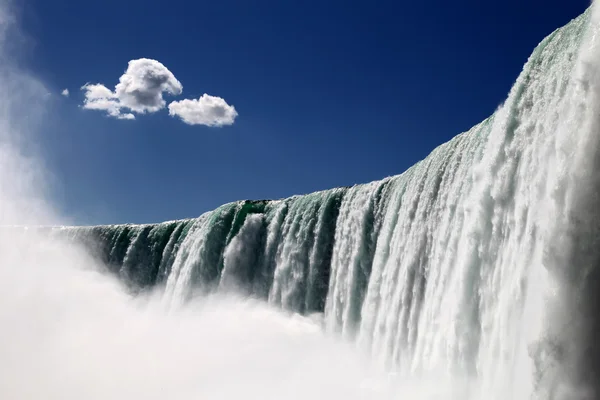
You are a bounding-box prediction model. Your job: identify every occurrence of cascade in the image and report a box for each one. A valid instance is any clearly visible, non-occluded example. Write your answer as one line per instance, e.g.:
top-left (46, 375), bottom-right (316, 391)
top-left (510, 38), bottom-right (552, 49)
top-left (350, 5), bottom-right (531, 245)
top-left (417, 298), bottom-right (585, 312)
top-left (47, 6), bottom-right (600, 398)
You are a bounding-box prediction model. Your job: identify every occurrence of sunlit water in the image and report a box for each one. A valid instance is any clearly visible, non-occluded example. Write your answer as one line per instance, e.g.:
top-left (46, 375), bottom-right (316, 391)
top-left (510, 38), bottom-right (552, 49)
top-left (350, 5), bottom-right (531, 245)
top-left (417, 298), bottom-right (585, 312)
top-left (2, 1), bottom-right (600, 399)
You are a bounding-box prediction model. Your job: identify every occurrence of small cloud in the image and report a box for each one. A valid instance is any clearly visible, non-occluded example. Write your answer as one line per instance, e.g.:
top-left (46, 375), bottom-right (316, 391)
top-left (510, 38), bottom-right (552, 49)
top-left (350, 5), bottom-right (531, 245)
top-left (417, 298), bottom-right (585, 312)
top-left (81, 83), bottom-right (134, 120)
top-left (61, 88), bottom-right (69, 97)
top-left (115, 58), bottom-right (182, 113)
top-left (81, 58), bottom-right (182, 120)
top-left (168, 94), bottom-right (237, 127)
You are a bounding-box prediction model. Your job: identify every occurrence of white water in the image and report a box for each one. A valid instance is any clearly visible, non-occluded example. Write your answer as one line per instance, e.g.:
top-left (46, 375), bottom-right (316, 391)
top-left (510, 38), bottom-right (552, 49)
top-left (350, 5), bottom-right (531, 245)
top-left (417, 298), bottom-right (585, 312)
top-left (2, 1), bottom-right (600, 399)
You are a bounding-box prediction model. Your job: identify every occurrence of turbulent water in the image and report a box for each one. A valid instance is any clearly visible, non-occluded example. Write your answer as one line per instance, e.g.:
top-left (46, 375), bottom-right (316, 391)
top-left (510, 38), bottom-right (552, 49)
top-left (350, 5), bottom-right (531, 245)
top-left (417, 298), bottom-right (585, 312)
top-left (40, 6), bottom-right (600, 399)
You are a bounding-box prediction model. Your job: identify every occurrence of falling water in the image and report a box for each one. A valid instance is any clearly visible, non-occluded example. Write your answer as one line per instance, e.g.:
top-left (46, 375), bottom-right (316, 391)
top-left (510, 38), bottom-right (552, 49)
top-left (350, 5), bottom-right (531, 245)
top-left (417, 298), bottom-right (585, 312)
top-left (4, 3), bottom-right (600, 400)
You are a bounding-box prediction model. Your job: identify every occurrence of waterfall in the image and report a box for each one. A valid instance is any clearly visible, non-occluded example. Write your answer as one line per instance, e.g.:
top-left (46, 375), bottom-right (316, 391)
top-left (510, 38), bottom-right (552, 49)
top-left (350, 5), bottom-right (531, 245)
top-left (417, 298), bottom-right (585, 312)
top-left (52, 6), bottom-right (600, 398)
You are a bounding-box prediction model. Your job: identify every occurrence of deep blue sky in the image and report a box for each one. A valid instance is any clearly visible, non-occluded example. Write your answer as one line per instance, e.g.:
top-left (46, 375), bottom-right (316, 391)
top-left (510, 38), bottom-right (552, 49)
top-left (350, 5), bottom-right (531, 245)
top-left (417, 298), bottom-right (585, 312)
top-left (21, 0), bottom-right (590, 225)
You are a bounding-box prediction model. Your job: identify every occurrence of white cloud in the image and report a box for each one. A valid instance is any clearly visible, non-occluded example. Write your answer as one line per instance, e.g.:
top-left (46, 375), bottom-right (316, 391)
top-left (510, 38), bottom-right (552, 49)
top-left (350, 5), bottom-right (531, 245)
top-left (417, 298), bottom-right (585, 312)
top-left (81, 83), bottom-right (114, 100)
top-left (81, 58), bottom-right (182, 120)
top-left (168, 94), bottom-right (237, 127)
top-left (81, 83), bottom-right (134, 120)
top-left (61, 88), bottom-right (69, 97)
top-left (115, 58), bottom-right (182, 113)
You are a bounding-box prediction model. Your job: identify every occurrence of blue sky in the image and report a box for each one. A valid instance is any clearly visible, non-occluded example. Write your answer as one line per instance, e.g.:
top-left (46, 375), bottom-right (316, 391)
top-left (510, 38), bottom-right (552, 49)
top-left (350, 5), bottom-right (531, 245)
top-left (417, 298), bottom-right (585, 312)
top-left (21, 0), bottom-right (590, 225)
